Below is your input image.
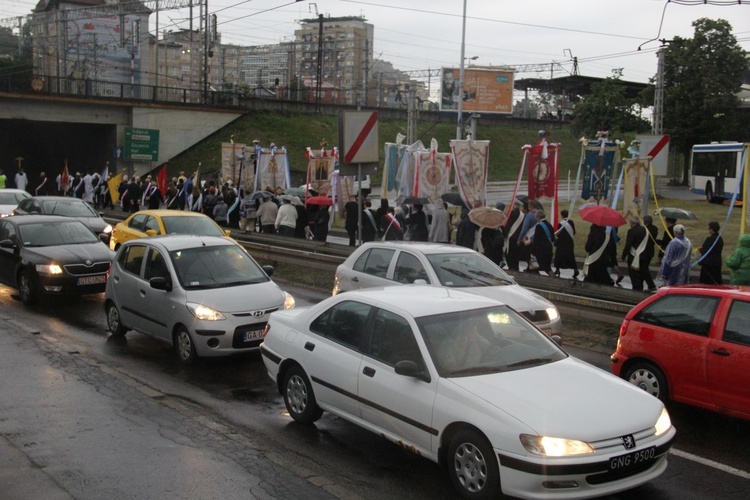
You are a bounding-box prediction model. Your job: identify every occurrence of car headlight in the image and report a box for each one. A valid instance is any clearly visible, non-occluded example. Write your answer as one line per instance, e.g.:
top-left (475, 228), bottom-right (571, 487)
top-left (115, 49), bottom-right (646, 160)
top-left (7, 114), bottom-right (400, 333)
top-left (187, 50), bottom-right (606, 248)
top-left (186, 303), bottom-right (225, 321)
top-left (546, 307), bottom-right (560, 322)
top-left (520, 434), bottom-right (595, 457)
top-left (103, 224), bottom-right (113, 234)
top-left (283, 291), bottom-right (296, 309)
top-left (35, 264), bottom-right (63, 275)
top-left (654, 408), bottom-right (672, 436)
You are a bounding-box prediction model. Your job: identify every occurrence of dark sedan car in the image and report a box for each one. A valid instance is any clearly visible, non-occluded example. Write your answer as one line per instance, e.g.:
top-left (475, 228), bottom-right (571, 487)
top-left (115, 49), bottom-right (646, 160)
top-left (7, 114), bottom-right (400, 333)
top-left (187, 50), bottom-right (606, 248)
top-left (0, 215), bottom-right (115, 304)
top-left (13, 196), bottom-right (113, 244)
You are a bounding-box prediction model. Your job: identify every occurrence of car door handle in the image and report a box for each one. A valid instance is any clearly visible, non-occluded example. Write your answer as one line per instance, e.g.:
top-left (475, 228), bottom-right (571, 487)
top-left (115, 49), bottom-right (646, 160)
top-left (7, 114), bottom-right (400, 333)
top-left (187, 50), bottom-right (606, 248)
top-left (710, 348), bottom-right (730, 357)
top-left (352, 277), bottom-right (359, 282)
top-left (139, 289), bottom-right (146, 297)
top-left (304, 342), bottom-right (315, 352)
top-left (113, 275), bottom-right (120, 283)
top-left (362, 366), bottom-right (376, 377)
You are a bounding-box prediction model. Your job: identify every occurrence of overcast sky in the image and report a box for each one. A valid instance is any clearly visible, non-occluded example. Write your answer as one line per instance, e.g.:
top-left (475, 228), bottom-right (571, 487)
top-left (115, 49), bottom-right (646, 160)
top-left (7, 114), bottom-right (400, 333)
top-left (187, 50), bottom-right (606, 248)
top-left (2, 0), bottom-right (749, 84)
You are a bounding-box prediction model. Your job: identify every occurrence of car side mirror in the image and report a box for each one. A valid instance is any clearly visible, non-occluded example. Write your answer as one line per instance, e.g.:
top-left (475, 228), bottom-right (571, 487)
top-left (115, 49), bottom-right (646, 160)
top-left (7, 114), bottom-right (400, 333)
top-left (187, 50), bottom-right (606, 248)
top-left (0, 238), bottom-right (15, 249)
top-left (262, 265), bottom-right (274, 277)
top-left (149, 276), bottom-right (172, 292)
top-left (224, 230), bottom-right (232, 237)
top-left (394, 360), bottom-right (431, 383)
top-left (413, 279), bottom-right (428, 285)
top-left (145, 229), bottom-right (158, 236)
top-left (99, 233), bottom-right (110, 245)
top-left (551, 335), bottom-right (563, 346)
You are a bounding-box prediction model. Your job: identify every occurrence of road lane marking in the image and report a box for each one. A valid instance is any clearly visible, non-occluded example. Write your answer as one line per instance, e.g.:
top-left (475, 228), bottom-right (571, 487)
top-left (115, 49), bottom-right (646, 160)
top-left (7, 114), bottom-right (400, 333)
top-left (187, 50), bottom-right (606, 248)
top-left (671, 448), bottom-right (750, 480)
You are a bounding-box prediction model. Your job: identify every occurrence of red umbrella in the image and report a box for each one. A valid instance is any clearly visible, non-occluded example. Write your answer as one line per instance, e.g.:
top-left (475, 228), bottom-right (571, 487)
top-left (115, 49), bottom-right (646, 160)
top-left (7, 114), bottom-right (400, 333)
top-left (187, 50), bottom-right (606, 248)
top-left (305, 195), bottom-right (333, 206)
top-left (579, 205), bottom-right (627, 227)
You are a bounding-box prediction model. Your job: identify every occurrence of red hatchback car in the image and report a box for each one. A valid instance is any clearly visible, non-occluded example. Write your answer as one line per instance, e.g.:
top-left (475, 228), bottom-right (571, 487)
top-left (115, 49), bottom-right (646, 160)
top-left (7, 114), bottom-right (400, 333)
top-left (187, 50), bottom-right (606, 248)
top-left (611, 285), bottom-right (750, 421)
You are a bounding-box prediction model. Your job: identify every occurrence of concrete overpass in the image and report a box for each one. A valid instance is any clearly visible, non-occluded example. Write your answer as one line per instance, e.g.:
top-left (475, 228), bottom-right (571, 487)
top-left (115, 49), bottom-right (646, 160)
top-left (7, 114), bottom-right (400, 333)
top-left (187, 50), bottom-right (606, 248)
top-left (0, 92), bottom-right (244, 181)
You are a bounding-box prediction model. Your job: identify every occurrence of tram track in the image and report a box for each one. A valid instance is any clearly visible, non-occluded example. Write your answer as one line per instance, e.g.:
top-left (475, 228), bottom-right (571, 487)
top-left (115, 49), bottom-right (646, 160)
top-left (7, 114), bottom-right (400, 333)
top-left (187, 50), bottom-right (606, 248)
top-left (102, 210), bottom-right (640, 325)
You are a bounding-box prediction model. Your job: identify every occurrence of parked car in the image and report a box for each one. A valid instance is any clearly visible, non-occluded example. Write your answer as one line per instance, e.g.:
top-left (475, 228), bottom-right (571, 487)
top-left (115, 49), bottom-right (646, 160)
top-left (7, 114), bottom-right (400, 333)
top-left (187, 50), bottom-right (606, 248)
top-left (611, 285), bottom-right (750, 421)
top-left (0, 189), bottom-right (31, 216)
top-left (105, 235), bottom-right (295, 364)
top-left (261, 285), bottom-right (675, 500)
top-left (13, 196), bottom-right (112, 243)
top-left (332, 242), bottom-right (561, 334)
top-left (109, 209), bottom-right (231, 251)
top-left (0, 215), bottom-right (114, 304)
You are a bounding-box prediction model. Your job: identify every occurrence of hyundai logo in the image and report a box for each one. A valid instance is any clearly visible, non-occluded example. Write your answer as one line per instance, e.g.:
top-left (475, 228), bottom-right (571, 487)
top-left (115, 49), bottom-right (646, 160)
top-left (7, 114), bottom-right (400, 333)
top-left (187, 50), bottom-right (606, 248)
top-left (621, 434), bottom-right (636, 450)
top-left (251, 310), bottom-right (265, 318)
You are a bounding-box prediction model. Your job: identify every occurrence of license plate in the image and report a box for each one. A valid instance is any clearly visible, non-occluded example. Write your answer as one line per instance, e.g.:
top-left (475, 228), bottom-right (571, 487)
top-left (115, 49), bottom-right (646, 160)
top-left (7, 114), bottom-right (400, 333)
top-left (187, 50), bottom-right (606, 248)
top-left (243, 329), bottom-right (264, 342)
top-left (609, 446), bottom-right (656, 471)
top-left (77, 275), bottom-right (107, 285)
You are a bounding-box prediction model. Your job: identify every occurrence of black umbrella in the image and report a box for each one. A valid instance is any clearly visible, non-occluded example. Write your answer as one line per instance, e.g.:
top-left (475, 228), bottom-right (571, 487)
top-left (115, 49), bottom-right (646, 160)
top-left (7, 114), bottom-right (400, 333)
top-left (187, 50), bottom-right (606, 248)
top-left (440, 192), bottom-right (467, 208)
top-left (515, 194), bottom-right (529, 205)
top-left (403, 196), bottom-right (429, 205)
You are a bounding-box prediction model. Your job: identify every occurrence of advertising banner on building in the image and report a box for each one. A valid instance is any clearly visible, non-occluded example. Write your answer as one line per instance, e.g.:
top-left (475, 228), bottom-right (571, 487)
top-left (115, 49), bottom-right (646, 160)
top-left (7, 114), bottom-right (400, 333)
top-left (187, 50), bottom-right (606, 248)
top-left (440, 67), bottom-right (514, 114)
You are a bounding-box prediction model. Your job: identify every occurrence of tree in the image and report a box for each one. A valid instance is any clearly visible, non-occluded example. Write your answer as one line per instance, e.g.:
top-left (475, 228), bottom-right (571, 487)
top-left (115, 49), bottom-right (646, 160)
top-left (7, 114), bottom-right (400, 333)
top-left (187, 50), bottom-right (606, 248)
top-left (662, 18), bottom-right (747, 184)
top-left (571, 69), bottom-right (651, 137)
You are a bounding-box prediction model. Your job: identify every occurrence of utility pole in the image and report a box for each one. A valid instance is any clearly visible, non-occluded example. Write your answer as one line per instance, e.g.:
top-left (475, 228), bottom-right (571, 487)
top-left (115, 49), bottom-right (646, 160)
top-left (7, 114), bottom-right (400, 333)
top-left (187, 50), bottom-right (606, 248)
top-left (456, 0), bottom-right (467, 140)
top-left (407, 85), bottom-right (418, 145)
top-left (154, 0), bottom-right (159, 89)
top-left (202, 0), bottom-right (209, 104)
top-left (653, 42), bottom-right (666, 135)
top-left (315, 13), bottom-right (323, 112)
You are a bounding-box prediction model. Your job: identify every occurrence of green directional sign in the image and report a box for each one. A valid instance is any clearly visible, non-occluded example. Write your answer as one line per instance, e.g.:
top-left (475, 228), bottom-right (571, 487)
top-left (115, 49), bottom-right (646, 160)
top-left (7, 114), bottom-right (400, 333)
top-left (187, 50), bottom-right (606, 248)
top-left (124, 127), bottom-right (159, 162)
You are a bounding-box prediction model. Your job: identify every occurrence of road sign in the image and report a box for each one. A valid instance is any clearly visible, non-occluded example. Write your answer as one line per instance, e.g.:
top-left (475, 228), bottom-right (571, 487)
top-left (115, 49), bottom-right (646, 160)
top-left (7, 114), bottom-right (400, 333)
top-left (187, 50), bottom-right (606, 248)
top-left (637, 134), bottom-right (670, 176)
top-left (124, 127), bottom-right (159, 162)
top-left (338, 111), bottom-right (379, 174)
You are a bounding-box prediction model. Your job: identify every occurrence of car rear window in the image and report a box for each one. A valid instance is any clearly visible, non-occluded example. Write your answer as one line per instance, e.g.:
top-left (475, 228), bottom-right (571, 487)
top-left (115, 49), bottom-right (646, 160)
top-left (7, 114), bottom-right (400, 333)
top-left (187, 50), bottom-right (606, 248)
top-left (633, 294), bottom-right (720, 336)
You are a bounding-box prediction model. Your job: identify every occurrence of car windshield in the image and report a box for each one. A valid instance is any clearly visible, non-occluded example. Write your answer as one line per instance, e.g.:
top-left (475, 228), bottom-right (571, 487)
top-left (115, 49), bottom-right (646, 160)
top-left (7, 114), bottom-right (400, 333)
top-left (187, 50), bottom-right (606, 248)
top-left (162, 216), bottom-right (225, 237)
top-left (426, 253), bottom-right (514, 287)
top-left (43, 199), bottom-right (98, 217)
top-left (19, 221), bottom-right (99, 247)
top-left (0, 192), bottom-right (29, 204)
top-left (417, 305), bottom-right (565, 378)
top-left (170, 244), bottom-right (269, 290)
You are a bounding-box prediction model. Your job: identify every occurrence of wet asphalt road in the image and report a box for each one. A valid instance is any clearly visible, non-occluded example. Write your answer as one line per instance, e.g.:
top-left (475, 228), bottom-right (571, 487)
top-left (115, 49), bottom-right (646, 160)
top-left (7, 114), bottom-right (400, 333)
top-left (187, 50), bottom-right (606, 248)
top-left (0, 283), bottom-right (748, 499)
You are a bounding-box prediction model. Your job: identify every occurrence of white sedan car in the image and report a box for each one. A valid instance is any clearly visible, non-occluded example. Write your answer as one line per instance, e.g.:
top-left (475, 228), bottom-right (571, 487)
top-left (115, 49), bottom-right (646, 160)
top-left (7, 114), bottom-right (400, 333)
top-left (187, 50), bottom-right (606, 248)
top-left (261, 286), bottom-right (675, 500)
top-left (333, 241), bottom-right (561, 334)
top-left (0, 189), bottom-right (30, 216)
top-left (105, 235), bottom-right (295, 364)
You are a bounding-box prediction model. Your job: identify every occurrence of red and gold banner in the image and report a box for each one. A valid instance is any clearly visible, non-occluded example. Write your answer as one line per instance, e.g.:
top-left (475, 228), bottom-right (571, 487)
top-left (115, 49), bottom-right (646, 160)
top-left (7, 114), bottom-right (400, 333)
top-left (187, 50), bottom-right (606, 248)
top-left (525, 140), bottom-right (559, 200)
top-left (415, 140), bottom-right (452, 204)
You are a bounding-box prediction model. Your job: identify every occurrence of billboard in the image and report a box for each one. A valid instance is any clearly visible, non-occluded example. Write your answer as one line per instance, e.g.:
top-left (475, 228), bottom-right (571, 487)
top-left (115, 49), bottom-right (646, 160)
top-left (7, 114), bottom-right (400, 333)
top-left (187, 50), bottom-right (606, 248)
top-left (440, 67), bottom-right (514, 114)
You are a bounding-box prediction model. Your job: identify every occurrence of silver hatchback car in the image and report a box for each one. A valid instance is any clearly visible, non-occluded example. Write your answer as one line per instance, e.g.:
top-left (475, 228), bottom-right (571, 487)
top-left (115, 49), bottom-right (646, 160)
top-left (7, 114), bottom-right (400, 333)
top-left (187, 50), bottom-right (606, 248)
top-left (333, 242), bottom-right (561, 334)
top-left (105, 235), bottom-right (295, 364)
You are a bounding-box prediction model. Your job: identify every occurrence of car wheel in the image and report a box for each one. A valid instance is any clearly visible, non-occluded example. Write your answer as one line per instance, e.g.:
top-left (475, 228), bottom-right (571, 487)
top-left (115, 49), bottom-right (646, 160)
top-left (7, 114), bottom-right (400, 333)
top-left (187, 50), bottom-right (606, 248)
top-left (705, 181), bottom-right (714, 204)
top-left (625, 362), bottom-right (668, 402)
top-left (106, 301), bottom-right (128, 337)
top-left (18, 270), bottom-right (39, 305)
top-left (283, 365), bottom-right (323, 424)
top-left (447, 429), bottom-right (500, 499)
top-left (174, 327), bottom-right (198, 365)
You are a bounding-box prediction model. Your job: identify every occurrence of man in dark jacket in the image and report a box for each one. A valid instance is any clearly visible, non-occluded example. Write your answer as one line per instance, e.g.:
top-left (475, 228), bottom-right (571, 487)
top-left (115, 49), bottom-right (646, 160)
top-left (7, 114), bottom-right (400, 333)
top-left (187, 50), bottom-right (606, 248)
top-left (125, 176), bottom-right (142, 213)
top-left (532, 210), bottom-right (555, 274)
top-left (622, 217), bottom-right (651, 291)
top-left (344, 195), bottom-right (359, 246)
top-left (455, 208), bottom-right (477, 249)
top-left (699, 221), bottom-right (724, 284)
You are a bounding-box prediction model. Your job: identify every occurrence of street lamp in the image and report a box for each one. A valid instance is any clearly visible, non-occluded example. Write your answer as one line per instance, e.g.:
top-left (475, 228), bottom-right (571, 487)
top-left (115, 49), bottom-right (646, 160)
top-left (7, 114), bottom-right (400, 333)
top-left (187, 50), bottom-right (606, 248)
top-left (456, 0), bottom-right (468, 140)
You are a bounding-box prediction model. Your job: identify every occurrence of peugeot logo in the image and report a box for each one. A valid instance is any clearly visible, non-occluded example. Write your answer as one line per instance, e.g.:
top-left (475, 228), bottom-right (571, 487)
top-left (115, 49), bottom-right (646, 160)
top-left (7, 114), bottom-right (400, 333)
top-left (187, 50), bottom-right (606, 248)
top-left (621, 434), bottom-right (636, 450)
top-left (251, 310), bottom-right (265, 318)
top-left (85, 259), bottom-right (93, 266)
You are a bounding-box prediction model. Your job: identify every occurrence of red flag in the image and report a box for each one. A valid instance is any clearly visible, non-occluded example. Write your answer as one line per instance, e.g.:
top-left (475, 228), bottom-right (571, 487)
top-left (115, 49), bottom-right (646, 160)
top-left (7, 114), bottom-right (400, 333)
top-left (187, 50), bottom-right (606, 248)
top-left (525, 141), bottom-right (559, 199)
top-left (60, 162), bottom-right (70, 192)
top-left (157, 164), bottom-right (168, 197)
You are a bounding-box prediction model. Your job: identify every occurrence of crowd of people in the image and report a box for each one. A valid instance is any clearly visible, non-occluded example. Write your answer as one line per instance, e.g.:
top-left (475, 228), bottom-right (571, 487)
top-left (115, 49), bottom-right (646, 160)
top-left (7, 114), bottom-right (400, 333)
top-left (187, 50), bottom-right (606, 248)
top-left (2, 163), bottom-right (750, 287)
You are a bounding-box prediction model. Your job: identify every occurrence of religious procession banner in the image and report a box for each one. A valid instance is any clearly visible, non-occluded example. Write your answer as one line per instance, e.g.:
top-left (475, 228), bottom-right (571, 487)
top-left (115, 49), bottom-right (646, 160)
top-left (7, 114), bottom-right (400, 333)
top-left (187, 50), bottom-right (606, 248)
top-left (622, 157), bottom-right (650, 219)
top-left (415, 139), bottom-right (452, 204)
top-left (581, 140), bottom-right (619, 201)
top-left (255, 145), bottom-right (290, 192)
top-left (395, 140), bottom-right (426, 201)
top-left (107, 171), bottom-right (123, 205)
top-left (221, 142), bottom-right (247, 185)
top-left (305, 146), bottom-right (338, 195)
top-left (383, 136), bottom-right (408, 196)
top-left (524, 140), bottom-right (559, 200)
top-left (451, 139), bottom-right (490, 210)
